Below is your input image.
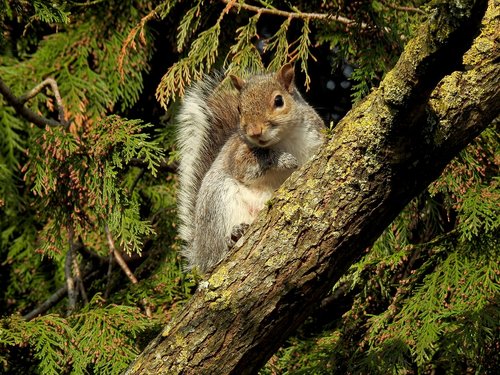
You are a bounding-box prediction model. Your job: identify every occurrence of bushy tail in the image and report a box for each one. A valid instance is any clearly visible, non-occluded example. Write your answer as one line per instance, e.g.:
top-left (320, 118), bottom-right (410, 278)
top-left (176, 74), bottom-right (239, 261)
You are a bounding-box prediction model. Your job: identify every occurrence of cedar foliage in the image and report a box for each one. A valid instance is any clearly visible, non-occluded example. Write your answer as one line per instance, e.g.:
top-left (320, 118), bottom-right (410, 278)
top-left (0, 1), bottom-right (498, 374)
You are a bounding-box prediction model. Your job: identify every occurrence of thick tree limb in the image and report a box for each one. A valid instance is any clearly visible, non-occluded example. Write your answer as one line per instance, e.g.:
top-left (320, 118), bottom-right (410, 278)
top-left (127, 0), bottom-right (499, 373)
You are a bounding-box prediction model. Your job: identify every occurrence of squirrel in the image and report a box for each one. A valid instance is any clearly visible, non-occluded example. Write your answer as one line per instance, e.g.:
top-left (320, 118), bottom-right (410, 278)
top-left (176, 63), bottom-right (325, 273)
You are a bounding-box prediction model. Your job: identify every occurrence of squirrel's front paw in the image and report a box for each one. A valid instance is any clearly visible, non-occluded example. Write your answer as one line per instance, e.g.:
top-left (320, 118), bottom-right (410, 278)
top-left (227, 223), bottom-right (250, 248)
top-left (277, 152), bottom-right (299, 170)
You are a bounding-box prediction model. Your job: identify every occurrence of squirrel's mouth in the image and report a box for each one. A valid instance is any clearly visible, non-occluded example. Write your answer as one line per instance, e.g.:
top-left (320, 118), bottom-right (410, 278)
top-left (245, 133), bottom-right (277, 148)
top-left (246, 135), bottom-right (270, 147)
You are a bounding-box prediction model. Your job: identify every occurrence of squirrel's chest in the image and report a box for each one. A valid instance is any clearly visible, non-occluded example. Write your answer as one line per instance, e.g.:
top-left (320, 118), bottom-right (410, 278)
top-left (245, 186), bottom-right (274, 216)
top-left (224, 170), bottom-right (289, 228)
top-left (234, 182), bottom-right (275, 218)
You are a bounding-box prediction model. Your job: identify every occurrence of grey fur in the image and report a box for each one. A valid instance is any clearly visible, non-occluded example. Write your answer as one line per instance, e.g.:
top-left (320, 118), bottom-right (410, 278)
top-left (177, 69), bottom-right (324, 273)
top-left (176, 75), bottom-right (238, 249)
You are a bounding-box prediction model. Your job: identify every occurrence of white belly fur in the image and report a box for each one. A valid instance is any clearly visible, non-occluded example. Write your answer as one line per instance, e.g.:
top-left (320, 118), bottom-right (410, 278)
top-left (224, 178), bottom-right (275, 237)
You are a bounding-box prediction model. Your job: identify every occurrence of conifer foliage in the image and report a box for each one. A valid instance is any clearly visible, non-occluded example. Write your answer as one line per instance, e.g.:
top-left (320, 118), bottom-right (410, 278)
top-left (0, 1), bottom-right (498, 374)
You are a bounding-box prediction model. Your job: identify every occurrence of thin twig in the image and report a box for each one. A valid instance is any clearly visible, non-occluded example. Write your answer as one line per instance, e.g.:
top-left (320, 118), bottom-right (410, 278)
top-left (22, 270), bottom-right (100, 321)
top-left (128, 158), bottom-right (177, 174)
top-left (397, 228), bottom-right (459, 282)
top-left (105, 225), bottom-right (152, 317)
top-left (380, 1), bottom-right (426, 14)
top-left (72, 255), bottom-right (89, 304)
top-left (65, 225), bottom-right (78, 315)
top-left (118, 5), bottom-right (159, 79)
top-left (130, 168), bottom-right (146, 194)
top-left (104, 249), bottom-right (114, 299)
top-left (105, 225), bottom-right (139, 283)
top-left (71, 0), bottom-right (108, 6)
top-left (320, 281), bottom-right (353, 309)
top-left (221, 0), bottom-right (355, 26)
top-left (75, 240), bottom-right (107, 263)
top-left (24, 284), bottom-right (68, 321)
top-left (0, 77), bottom-right (68, 128)
top-left (18, 78), bottom-right (67, 125)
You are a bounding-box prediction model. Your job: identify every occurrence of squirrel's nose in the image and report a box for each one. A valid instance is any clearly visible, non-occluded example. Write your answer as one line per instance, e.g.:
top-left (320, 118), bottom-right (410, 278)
top-left (248, 125), bottom-right (262, 137)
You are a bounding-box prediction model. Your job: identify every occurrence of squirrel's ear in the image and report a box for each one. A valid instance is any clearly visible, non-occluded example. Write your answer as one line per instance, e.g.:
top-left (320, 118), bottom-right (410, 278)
top-left (277, 63), bottom-right (295, 93)
top-left (230, 74), bottom-right (245, 91)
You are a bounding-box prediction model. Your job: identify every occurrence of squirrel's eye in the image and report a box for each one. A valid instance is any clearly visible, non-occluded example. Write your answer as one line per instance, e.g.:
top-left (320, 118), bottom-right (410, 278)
top-left (274, 95), bottom-right (284, 108)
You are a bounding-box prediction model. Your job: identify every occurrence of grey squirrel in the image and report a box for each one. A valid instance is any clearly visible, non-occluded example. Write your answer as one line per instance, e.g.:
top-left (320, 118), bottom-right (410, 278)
top-left (177, 63), bottom-right (324, 273)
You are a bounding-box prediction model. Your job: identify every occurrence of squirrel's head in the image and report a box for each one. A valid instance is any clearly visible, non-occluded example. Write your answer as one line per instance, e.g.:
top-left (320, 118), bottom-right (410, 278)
top-left (230, 63), bottom-right (299, 148)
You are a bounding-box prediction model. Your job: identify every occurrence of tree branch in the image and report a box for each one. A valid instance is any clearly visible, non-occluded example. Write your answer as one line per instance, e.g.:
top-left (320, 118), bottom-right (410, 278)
top-left (71, 0), bottom-right (108, 6)
top-left (380, 1), bottom-right (426, 14)
top-left (24, 285), bottom-right (69, 322)
top-left (105, 225), bottom-right (152, 317)
top-left (221, 0), bottom-right (355, 26)
top-left (104, 249), bottom-right (115, 299)
top-left (0, 77), bottom-right (68, 128)
top-left (22, 270), bottom-right (101, 321)
top-left (128, 157), bottom-right (177, 174)
top-left (72, 255), bottom-right (89, 304)
top-left (118, 5), bottom-right (159, 79)
top-left (18, 78), bottom-right (67, 125)
top-left (126, 0), bottom-right (498, 373)
top-left (65, 225), bottom-right (78, 315)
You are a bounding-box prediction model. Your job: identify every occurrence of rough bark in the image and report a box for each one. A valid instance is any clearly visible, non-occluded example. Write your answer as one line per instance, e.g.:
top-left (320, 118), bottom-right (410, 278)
top-left (126, 0), bottom-right (499, 373)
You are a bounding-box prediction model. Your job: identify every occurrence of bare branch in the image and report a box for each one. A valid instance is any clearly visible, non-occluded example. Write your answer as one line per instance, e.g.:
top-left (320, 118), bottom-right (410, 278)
top-left (24, 284), bottom-right (68, 321)
top-left (22, 270), bottom-right (100, 321)
top-left (75, 240), bottom-right (107, 263)
top-left (128, 158), bottom-right (177, 174)
top-left (380, 1), bottom-right (426, 14)
top-left (65, 225), bottom-right (78, 315)
top-left (18, 78), bottom-right (68, 125)
top-left (105, 225), bottom-right (152, 317)
top-left (105, 225), bottom-right (139, 283)
top-left (0, 77), bottom-right (68, 128)
top-left (71, 0), bottom-right (108, 6)
top-left (72, 255), bottom-right (89, 304)
top-left (221, 0), bottom-right (355, 26)
top-left (130, 168), bottom-right (146, 194)
top-left (104, 250), bottom-right (115, 299)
